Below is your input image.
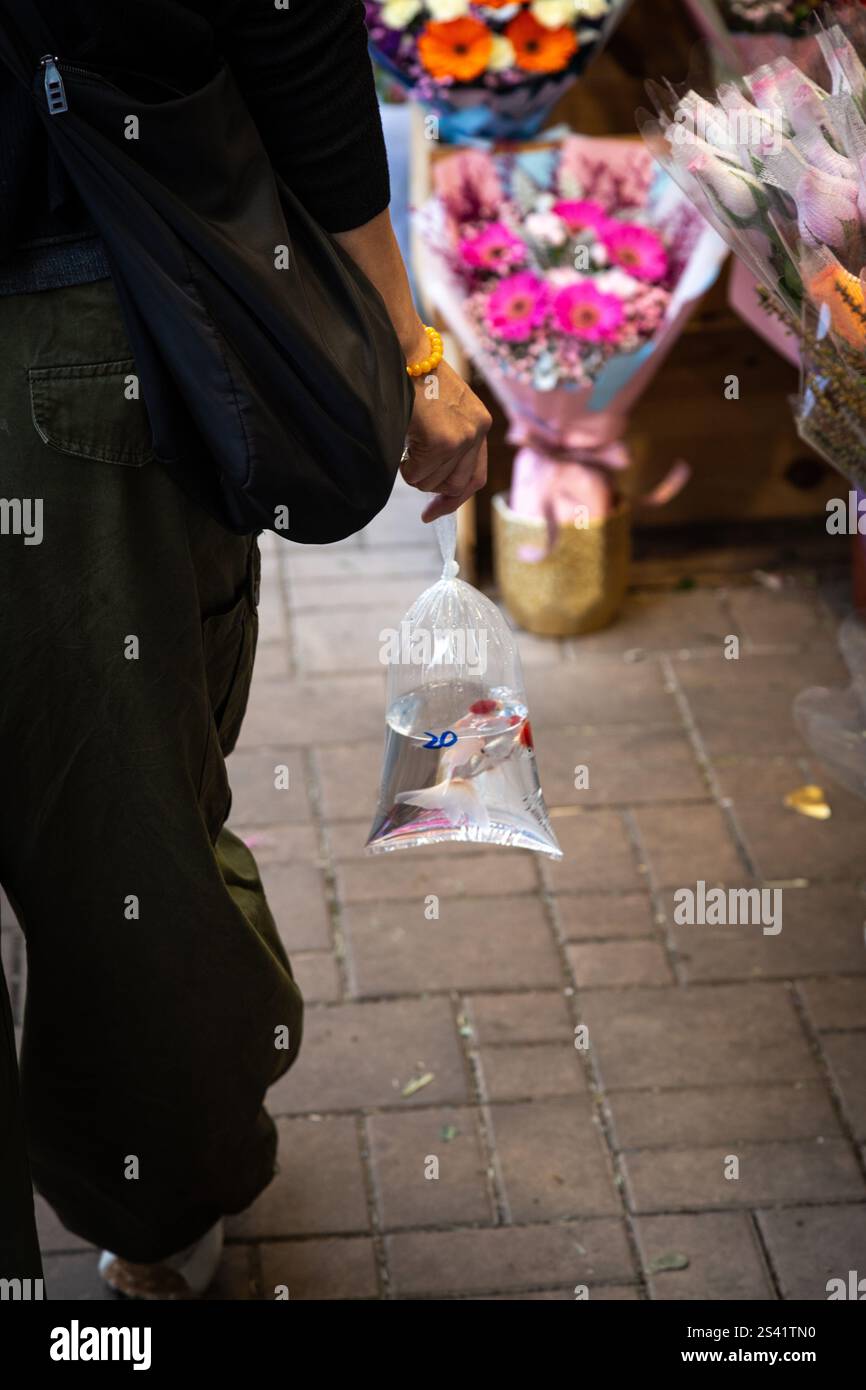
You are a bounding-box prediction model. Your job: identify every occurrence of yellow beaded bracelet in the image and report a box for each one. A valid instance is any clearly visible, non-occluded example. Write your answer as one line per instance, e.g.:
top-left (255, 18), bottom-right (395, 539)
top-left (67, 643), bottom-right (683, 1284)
top-left (406, 324), bottom-right (444, 378)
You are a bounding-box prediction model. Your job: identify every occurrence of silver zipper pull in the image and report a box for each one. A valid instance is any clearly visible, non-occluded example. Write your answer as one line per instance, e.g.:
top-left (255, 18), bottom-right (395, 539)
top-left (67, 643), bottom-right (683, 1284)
top-left (40, 55), bottom-right (68, 115)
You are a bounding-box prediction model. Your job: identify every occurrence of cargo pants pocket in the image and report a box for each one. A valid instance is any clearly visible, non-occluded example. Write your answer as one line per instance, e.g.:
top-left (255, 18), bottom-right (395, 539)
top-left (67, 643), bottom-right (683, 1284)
top-left (28, 357), bottom-right (154, 466)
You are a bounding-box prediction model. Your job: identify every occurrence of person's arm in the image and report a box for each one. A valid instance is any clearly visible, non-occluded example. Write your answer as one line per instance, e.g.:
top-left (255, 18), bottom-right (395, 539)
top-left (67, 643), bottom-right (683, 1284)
top-left (219, 0), bottom-right (490, 520)
top-left (334, 211), bottom-right (490, 522)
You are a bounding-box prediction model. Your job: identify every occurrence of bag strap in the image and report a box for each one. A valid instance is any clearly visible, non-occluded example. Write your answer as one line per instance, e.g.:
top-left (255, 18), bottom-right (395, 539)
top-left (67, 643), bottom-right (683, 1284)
top-left (0, 0), bottom-right (56, 90)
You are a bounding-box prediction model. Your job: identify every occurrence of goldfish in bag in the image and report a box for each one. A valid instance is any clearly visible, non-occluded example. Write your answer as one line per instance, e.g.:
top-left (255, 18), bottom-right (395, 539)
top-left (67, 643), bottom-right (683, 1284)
top-left (365, 513), bottom-right (562, 857)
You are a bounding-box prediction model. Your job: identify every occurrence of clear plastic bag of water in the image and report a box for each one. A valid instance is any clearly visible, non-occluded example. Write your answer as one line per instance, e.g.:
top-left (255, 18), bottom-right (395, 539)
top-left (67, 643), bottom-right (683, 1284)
top-left (793, 612), bottom-right (866, 801)
top-left (365, 512), bottom-right (562, 857)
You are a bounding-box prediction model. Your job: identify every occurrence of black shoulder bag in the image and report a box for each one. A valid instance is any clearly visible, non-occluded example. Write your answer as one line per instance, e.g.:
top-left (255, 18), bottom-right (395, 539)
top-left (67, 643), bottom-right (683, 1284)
top-left (0, 1), bottom-right (414, 543)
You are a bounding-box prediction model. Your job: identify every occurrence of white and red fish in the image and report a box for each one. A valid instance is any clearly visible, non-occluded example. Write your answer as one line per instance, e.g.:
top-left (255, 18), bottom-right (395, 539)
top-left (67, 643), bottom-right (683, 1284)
top-left (396, 698), bottom-right (533, 830)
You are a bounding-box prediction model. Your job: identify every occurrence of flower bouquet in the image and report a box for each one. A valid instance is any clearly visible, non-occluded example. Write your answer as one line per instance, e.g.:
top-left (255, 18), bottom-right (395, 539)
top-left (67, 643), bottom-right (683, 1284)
top-left (418, 135), bottom-right (727, 633)
top-left (640, 6), bottom-right (866, 493)
top-left (681, 0), bottom-right (827, 80)
top-left (365, 0), bottom-right (631, 143)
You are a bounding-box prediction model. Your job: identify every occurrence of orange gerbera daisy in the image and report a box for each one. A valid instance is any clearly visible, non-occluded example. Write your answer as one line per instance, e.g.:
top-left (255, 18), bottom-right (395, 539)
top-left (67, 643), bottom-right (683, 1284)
top-left (418, 18), bottom-right (494, 82)
top-left (507, 10), bottom-right (578, 73)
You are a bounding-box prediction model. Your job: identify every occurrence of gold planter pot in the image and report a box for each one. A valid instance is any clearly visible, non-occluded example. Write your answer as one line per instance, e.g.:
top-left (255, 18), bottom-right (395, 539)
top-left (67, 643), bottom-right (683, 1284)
top-left (492, 492), bottom-right (631, 637)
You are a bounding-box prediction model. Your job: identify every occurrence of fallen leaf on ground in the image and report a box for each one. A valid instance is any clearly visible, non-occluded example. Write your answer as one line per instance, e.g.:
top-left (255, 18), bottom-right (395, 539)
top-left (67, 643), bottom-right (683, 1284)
top-left (648, 1252), bottom-right (690, 1273)
top-left (401, 1072), bottom-right (434, 1098)
top-left (783, 784), bottom-right (831, 820)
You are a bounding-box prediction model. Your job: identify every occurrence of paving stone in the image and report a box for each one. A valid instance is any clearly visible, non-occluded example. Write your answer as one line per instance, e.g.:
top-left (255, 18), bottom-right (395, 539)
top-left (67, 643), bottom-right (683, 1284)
top-left (293, 608), bottom-right (400, 674)
top-left (328, 819), bottom-right (379, 859)
top-left (386, 1218), bottom-right (634, 1296)
top-left (255, 597), bottom-right (287, 645)
top-left (725, 589), bottom-right (830, 649)
top-left (292, 952), bottom-right (341, 1004)
top-left (258, 862), bottom-right (331, 952)
top-left (622, 1138), bottom-right (864, 1213)
top-left (479, 1043), bottom-right (588, 1101)
top-left (540, 725), bottom-right (707, 807)
top-left (542, 811), bottom-right (643, 894)
top-left (674, 650), bottom-right (849, 697)
top-left (34, 1196), bottom-right (92, 1254)
top-left (564, 591), bottom-right (733, 656)
top-left (259, 1237), bottom-right (379, 1300)
top-left (735, 796), bottom-right (866, 883)
top-left (608, 1081), bottom-right (842, 1150)
top-left (673, 651), bottom-right (849, 756)
top-left (557, 891), bottom-right (655, 941)
top-left (580, 984), bottom-right (820, 1090)
top-left (664, 883), bottom-right (866, 983)
top-left (757, 1204), bottom-right (866, 1300)
top-left (250, 641), bottom-right (290, 681)
top-left (336, 850), bottom-right (538, 903)
top-left (226, 748), bottom-right (312, 824)
top-left (566, 939), bottom-right (674, 988)
top-left (473, 1284), bottom-right (640, 1300)
top-left (490, 1098), bottom-right (620, 1219)
top-left (239, 673), bottom-right (386, 747)
top-left (343, 895), bottom-right (561, 997)
top-left (634, 803), bottom-right (749, 887)
top-left (636, 1212), bottom-right (774, 1300)
top-left (268, 998), bottom-right (470, 1114)
top-left (315, 740), bottom-right (383, 823)
top-left (227, 1116), bottom-right (368, 1238)
top-left (230, 821), bottom-right (320, 865)
top-left (204, 1244), bottom-right (259, 1301)
top-left (711, 754), bottom-right (821, 804)
top-left (524, 659), bottom-right (677, 728)
top-left (289, 576), bottom-right (428, 614)
top-left (799, 977), bottom-right (866, 1031)
top-left (465, 990), bottom-right (573, 1045)
top-left (367, 1107), bottom-right (493, 1229)
top-left (283, 545), bottom-right (440, 581)
top-left (501, 624), bottom-right (568, 667)
top-left (42, 1253), bottom-right (114, 1301)
top-left (821, 1033), bottom-right (866, 1139)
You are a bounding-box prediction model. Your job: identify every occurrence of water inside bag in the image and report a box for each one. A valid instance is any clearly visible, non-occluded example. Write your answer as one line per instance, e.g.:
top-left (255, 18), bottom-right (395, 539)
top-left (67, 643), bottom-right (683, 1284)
top-left (366, 678), bottom-right (561, 854)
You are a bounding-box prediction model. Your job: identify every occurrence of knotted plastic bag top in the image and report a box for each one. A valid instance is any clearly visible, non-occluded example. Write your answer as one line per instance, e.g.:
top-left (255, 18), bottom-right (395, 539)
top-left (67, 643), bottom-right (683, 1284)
top-left (366, 514), bottom-right (562, 856)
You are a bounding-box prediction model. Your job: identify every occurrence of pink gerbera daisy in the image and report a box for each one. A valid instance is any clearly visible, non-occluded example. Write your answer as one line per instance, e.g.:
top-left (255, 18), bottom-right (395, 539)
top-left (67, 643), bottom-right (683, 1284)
top-left (552, 282), bottom-right (624, 342)
top-left (551, 199), bottom-right (611, 235)
top-left (459, 222), bottom-right (526, 273)
top-left (601, 223), bottom-right (669, 283)
top-left (486, 272), bottom-right (549, 342)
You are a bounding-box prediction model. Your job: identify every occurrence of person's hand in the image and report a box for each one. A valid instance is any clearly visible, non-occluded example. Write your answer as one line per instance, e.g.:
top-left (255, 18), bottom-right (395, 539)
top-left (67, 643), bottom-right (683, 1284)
top-left (400, 352), bottom-right (492, 523)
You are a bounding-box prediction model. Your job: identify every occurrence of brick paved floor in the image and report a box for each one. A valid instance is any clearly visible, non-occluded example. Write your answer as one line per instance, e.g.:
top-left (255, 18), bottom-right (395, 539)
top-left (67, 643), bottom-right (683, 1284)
top-left (3, 478), bottom-right (865, 1300)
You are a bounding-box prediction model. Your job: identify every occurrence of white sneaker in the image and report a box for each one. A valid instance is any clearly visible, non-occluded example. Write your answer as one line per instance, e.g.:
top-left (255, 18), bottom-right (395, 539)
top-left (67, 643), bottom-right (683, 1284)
top-left (98, 1219), bottom-right (224, 1300)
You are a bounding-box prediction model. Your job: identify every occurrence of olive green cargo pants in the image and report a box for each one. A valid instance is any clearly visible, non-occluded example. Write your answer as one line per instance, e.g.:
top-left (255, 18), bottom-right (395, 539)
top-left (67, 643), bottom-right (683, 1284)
top-left (0, 275), bottom-right (303, 1280)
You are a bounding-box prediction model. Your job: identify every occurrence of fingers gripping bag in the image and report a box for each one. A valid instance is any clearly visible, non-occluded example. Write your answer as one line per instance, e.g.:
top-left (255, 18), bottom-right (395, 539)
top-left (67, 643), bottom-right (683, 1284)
top-left (366, 513), bottom-right (562, 857)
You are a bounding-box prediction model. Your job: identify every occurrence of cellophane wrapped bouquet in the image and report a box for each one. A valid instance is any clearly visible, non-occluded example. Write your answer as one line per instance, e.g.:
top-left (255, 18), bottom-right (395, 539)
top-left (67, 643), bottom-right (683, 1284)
top-left (641, 5), bottom-right (866, 490)
top-left (366, 514), bottom-right (562, 855)
top-left (364, 0), bottom-right (631, 141)
top-left (418, 136), bottom-right (727, 557)
top-left (681, 0), bottom-right (827, 82)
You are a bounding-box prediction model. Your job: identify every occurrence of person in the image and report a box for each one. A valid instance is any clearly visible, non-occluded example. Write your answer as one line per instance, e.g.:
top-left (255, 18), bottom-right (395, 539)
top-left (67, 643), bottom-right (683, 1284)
top-left (0, 0), bottom-right (490, 1300)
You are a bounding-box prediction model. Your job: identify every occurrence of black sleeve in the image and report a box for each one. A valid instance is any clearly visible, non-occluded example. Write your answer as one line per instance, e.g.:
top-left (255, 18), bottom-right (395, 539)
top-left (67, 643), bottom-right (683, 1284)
top-left (216, 0), bottom-right (391, 232)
